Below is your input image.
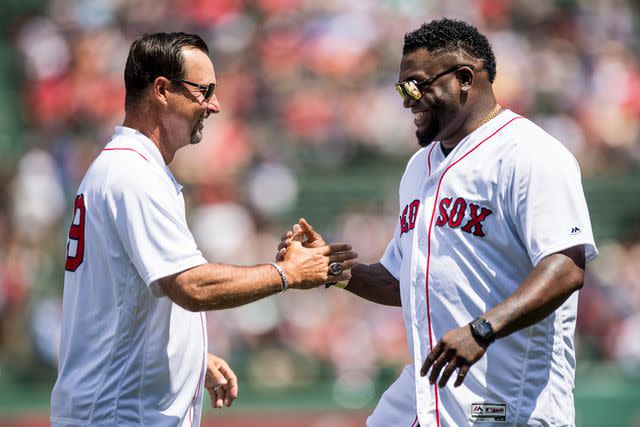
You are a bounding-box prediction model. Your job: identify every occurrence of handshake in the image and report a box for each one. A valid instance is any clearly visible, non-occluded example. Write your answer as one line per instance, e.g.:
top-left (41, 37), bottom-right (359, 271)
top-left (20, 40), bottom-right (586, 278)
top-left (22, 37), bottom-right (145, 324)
top-left (272, 218), bottom-right (358, 290)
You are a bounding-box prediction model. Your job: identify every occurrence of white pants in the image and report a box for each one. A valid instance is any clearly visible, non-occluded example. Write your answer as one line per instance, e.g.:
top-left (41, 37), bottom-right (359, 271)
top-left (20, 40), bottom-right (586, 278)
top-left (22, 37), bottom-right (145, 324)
top-left (367, 364), bottom-right (418, 427)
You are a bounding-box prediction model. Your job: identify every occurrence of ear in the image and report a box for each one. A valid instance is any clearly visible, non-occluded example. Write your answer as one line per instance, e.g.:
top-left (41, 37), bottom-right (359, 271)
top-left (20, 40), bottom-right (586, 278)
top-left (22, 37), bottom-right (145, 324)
top-left (457, 66), bottom-right (474, 93)
top-left (152, 76), bottom-right (171, 106)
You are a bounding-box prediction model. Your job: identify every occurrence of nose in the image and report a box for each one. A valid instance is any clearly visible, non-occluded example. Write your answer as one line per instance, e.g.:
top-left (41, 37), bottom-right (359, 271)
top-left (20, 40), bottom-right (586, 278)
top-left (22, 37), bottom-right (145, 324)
top-left (403, 95), bottom-right (418, 109)
top-left (206, 94), bottom-right (221, 116)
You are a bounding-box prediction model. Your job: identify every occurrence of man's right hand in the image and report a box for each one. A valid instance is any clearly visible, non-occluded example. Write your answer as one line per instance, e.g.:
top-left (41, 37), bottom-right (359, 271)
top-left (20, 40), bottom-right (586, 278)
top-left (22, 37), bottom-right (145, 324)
top-left (277, 218), bottom-right (356, 289)
top-left (280, 240), bottom-right (356, 289)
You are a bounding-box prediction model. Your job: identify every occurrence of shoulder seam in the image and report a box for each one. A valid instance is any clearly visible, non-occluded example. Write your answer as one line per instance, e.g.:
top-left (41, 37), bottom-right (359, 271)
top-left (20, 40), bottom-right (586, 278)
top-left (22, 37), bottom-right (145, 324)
top-left (103, 147), bottom-right (149, 162)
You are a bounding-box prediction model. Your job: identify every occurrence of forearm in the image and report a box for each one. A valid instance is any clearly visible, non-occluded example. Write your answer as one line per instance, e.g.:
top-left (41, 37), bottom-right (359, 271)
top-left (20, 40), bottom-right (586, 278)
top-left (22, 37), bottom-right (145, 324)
top-left (343, 263), bottom-right (401, 306)
top-left (483, 246), bottom-right (585, 339)
top-left (163, 263), bottom-right (283, 311)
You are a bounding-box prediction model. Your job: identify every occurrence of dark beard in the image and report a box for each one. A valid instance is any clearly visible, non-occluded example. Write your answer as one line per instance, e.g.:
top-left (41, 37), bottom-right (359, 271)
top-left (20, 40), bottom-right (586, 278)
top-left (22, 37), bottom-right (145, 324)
top-left (415, 101), bottom-right (446, 147)
top-left (416, 119), bottom-right (439, 147)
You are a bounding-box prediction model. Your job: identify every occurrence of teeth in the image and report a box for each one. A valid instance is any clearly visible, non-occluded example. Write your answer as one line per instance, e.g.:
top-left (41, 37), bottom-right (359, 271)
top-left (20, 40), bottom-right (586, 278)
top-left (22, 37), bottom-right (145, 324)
top-left (414, 111), bottom-right (427, 119)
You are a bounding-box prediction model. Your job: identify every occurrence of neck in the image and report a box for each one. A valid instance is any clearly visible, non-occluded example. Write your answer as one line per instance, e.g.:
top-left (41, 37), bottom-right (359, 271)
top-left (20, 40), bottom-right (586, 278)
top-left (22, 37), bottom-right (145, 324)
top-left (123, 109), bottom-right (173, 164)
top-left (441, 98), bottom-right (501, 149)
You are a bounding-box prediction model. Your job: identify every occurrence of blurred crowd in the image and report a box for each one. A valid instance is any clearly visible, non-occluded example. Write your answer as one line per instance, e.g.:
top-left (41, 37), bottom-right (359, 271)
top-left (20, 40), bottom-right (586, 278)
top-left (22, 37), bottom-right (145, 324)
top-left (1, 0), bottom-right (640, 408)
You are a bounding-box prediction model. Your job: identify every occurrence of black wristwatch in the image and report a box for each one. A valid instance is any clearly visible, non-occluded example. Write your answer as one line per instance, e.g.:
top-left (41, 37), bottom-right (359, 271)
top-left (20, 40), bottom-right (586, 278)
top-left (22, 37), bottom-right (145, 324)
top-left (469, 317), bottom-right (495, 347)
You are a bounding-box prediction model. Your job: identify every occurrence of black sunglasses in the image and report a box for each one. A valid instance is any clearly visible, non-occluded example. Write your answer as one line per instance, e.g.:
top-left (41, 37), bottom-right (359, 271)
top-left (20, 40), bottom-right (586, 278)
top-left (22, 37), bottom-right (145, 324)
top-left (395, 64), bottom-right (475, 100)
top-left (169, 77), bottom-right (216, 101)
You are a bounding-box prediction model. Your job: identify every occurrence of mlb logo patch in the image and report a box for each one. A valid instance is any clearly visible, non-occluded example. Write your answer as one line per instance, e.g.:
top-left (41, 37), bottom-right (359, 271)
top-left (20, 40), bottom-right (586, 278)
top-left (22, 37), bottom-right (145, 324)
top-left (470, 403), bottom-right (507, 422)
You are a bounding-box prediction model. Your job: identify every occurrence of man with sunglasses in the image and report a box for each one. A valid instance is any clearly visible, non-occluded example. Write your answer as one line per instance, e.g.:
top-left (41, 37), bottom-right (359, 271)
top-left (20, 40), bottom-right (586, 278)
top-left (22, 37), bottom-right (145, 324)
top-left (279, 18), bottom-right (597, 426)
top-left (51, 32), bottom-right (357, 427)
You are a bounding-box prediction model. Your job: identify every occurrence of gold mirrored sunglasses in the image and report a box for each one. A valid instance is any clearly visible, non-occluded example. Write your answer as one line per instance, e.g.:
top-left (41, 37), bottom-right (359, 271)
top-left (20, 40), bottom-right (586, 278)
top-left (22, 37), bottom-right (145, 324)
top-left (395, 64), bottom-right (475, 100)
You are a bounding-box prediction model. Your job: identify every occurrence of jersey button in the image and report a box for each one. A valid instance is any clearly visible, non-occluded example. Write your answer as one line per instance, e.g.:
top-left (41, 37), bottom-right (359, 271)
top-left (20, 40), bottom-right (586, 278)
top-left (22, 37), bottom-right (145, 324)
top-left (419, 238), bottom-right (425, 246)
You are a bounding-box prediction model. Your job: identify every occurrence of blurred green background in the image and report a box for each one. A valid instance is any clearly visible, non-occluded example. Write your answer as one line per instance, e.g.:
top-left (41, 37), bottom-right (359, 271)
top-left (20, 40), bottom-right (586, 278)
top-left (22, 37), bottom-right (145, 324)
top-left (1, 0), bottom-right (640, 426)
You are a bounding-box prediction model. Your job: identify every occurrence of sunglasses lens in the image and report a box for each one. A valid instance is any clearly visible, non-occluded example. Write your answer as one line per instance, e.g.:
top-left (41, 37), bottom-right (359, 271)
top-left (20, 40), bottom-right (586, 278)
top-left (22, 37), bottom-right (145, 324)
top-left (395, 81), bottom-right (422, 100)
top-left (198, 84), bottom-right (214, 101)
top-left (404, 81), bottom-right (422, 100)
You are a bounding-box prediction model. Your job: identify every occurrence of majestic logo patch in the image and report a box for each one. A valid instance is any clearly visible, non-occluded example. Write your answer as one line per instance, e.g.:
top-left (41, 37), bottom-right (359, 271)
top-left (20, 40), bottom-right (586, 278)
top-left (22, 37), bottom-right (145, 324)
top-left (435, 197), bottom-right (493, 237)
top-left (470, 403), bottom-right (506, 422)
top-left (400, 199), bottom-right (420, 235)
top-left (571, 226), bottom-right (581, 235)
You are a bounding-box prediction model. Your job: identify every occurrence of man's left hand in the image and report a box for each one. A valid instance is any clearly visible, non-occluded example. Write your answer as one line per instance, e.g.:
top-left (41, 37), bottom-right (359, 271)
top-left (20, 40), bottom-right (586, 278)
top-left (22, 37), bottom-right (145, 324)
top-left (420, 325), bottom-right (487, 388)
top-left (205, 353), bottom-right (238, 408)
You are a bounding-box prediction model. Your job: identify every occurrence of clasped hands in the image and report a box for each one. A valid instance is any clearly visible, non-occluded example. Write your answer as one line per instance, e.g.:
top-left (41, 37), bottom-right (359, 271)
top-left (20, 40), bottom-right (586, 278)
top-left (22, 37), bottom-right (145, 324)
top-left (275, 218), bottom-right (358, 288)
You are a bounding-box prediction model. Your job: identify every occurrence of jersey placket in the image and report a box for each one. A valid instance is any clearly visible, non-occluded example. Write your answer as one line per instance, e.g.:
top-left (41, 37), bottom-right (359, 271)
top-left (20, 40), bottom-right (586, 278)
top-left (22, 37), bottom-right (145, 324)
top-left (412, 123), bottom-right (513, 426)
top-left (411, 163), bottom-right (446, 426)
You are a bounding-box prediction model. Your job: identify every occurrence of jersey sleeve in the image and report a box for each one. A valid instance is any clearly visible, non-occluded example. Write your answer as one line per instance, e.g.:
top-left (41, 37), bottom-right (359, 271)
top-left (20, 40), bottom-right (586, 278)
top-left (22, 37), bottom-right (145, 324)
top-left (380, 149), bottom-right (426, 280)
top-left (106, 165), bottom-right (206, 297)
top-left (380, 216), bottom-right (403, 280)
top-left (508, 135), bottom-right (598, 266)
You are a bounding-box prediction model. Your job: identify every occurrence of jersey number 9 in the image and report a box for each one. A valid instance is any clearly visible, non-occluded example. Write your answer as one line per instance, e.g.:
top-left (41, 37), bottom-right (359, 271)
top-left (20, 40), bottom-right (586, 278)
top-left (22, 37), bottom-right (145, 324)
top-left (65, 194), bottom-right (86, 272)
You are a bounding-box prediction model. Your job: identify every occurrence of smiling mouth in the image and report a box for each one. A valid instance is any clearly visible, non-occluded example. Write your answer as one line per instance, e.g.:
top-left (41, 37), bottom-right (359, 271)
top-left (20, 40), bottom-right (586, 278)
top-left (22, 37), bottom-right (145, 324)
top-left (413, 111), bottom-right (430, 126)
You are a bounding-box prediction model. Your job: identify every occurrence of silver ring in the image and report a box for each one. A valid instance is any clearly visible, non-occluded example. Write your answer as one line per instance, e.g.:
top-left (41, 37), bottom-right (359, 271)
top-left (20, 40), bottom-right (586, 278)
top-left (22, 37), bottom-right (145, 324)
top-left (329, 262), bottom-right (343, 276)
top-left (213, 385), bottom-right (222, 391)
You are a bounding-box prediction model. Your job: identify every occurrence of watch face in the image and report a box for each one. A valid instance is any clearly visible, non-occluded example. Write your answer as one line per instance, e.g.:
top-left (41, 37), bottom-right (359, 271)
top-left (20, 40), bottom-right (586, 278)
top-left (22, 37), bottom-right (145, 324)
top-left (472, 318), bottom-right (494, 342)
top-left (476, 321), bottom-right (491, 337)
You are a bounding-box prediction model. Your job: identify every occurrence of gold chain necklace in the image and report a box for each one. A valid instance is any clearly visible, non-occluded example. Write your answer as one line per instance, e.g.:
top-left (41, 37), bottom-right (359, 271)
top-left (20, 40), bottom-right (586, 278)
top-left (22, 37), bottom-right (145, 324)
top-left (475, 103), bottom-right (502, 130)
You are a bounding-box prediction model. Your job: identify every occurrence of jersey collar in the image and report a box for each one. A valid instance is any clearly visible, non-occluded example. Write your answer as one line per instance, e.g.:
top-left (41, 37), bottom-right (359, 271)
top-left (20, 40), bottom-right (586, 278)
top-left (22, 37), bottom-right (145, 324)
top-left (426, 109), bottom-right (518, 176)
top-left (113, 126), bottom-right (184, 194)
top-left (114, 126), bottom-right (165, 166)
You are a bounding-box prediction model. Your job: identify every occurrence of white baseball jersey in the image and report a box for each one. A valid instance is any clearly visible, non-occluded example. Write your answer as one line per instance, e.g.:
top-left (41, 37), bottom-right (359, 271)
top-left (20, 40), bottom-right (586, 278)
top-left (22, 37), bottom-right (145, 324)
top-left (51, 126), bottom-right (209, 427)
top-left (370, 110), bottom-right (598, 427)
